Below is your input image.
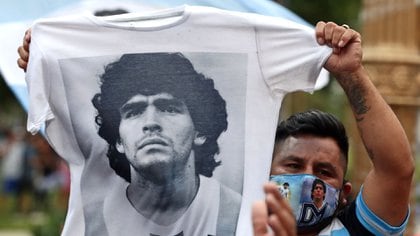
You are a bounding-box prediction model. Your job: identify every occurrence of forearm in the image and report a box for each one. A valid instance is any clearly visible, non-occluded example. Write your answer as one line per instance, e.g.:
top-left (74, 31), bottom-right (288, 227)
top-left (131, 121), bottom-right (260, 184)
top-left (317, 19), bottom-right (413, 226)
top-left (336, 66), bottom-right (413, 177)
top-left (337, 66), bottom-right (413, 224)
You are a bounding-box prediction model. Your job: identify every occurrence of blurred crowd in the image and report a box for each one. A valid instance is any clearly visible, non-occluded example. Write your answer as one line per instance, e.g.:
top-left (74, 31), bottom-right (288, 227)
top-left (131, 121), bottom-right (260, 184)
top-left (0, 125), bottom-right (70, 214)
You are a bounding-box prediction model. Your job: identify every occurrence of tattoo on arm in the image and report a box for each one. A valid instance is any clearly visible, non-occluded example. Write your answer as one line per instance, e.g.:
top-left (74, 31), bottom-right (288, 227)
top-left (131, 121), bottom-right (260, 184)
top-left (346, 82), bottom-right (370, 122)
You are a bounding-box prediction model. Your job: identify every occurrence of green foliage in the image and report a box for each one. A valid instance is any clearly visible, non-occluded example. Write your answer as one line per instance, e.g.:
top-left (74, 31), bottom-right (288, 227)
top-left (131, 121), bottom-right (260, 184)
top-left (0, 190), bottom-right (67, 236)
top-left (281, 0), bottom-right (362, 30)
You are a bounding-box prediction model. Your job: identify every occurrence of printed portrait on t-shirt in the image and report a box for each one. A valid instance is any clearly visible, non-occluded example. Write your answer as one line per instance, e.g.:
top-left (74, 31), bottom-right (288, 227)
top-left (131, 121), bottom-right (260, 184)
top-left (58, 52), bottom-right (246, 236)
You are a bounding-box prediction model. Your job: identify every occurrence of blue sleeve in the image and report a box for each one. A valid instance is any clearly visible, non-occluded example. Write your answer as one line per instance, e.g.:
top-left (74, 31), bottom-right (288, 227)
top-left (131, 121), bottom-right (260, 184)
top-left (355, 186), bottom-right (409, 236)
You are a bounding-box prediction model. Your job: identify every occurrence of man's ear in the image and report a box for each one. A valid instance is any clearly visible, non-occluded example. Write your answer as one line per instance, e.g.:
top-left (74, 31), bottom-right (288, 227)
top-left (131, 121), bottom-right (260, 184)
top-left (116, 139), bottom-right (125, 153)
top-left (343, 181), bottom-right (352, 195)
top-left (340, 181), bottom-right (352, 206)
top-left (194, 134), bottom-right (206, 146)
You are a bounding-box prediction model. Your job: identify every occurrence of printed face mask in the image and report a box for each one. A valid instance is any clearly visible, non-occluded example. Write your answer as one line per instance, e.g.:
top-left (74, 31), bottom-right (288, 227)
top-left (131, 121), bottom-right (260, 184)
top-left (269, 174), bottom-right (340, 229)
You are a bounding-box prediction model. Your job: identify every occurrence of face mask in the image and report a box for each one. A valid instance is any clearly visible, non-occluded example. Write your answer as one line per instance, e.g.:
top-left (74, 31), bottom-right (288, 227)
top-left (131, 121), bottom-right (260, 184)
top-left (269, 174), bottom-right (340, 229)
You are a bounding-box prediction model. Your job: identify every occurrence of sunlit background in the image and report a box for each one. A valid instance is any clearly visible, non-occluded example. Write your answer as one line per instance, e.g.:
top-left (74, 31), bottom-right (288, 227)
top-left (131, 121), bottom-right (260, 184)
top-left (0, 0), bottom-right (419, 235)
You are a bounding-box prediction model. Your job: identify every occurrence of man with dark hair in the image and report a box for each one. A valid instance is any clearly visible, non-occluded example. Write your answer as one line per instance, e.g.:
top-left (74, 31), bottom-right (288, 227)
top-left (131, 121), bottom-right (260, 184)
top-left (301, 178), bottom-right (329, 224)
top-left (252, 22), bottom-right (413, 236)
top-left (310, 178), bottom-right (326, 205)
top-left (280, 182), bottom-right (290, 199)
top-left (91, 52), bottom-right (227, 182)
top-left (91, 52), bottom-right (240, 235)
top-left (274, 109), bottom-right (349, 163)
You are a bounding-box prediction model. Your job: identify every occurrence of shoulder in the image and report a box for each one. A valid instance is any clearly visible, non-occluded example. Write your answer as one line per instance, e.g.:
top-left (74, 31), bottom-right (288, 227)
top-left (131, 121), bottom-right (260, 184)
top-left (350, 190), bottom-right (409, 235)
top-left (336, 201), bottom-right (374, 235)
top-left (336, 189), bottom-right (409, 236)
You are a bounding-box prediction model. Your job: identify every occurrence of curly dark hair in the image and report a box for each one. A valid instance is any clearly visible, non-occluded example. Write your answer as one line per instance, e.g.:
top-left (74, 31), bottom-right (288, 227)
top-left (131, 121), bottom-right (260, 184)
top-left (311, 178), bottom-right (326, 200)
top-left (275, 109), bottom-right (349, 164)
top-left (91, 53), bottom-right (228, 182)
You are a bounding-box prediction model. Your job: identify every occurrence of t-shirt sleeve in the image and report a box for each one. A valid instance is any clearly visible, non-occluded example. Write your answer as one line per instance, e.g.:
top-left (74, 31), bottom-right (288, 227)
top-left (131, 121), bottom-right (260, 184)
top-left (25, 37), bottom-right (54, 134)
top-left (355, 186), bottom-right (409, 235)
top-left (255, 16), bottom-right (332, 94)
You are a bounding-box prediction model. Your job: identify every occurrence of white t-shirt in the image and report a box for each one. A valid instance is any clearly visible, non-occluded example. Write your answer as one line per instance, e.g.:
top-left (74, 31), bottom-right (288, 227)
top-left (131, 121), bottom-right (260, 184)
top-left (26, 5), bottom-right (331, 236)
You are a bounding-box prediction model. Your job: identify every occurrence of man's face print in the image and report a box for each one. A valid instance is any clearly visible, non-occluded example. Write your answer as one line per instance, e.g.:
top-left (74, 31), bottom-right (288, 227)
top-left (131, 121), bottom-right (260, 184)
top-left (312, 184), bottom-right (325, 201)
top-left (116, 92), bottom-right (201, 179)
top-left (58, 52), bottom-right (246, 235)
